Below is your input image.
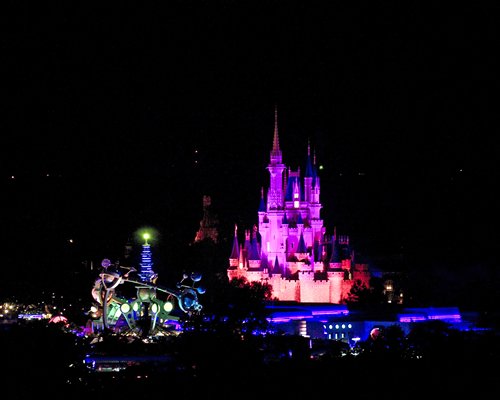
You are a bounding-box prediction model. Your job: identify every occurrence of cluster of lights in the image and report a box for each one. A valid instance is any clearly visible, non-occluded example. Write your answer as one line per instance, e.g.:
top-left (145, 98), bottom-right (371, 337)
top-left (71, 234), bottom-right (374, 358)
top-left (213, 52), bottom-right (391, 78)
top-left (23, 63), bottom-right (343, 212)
top-left (119, 300), bottom-right (173, 315)
top-left (1, 303), bottom-right (14, 311)
top-left (18, 313), bottom-right (49, 320)
top-left (138, 233), bottom-right (156, 282)
top-left (324, 323), bottom-right (353, 330)
top-left (0, 303), bottom-right (16, 318)
top-left (88, 231), bottom-right (204, 336)
top-left (323, 322), bottom-right (354, 341)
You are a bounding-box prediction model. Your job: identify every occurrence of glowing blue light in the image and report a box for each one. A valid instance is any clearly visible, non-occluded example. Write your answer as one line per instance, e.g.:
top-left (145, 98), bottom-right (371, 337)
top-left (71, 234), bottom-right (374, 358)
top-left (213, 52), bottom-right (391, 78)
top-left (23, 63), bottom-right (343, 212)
top-left (138, 243), bottom-right (155, 282)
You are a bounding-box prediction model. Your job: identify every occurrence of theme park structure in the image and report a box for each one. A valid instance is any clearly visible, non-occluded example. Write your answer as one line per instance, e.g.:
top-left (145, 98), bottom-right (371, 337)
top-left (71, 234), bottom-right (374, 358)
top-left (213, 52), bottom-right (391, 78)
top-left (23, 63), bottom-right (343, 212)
top-left (228, 108), bottom-right (371, 303)
top-left (90, 233), bottom-right (205, 337)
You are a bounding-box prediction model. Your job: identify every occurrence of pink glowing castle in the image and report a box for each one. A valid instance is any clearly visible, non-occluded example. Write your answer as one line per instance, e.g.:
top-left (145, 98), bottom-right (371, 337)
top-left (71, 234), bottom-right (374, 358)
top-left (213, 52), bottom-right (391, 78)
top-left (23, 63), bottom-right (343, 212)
top-left (227, 108), bottom-right (371, 303)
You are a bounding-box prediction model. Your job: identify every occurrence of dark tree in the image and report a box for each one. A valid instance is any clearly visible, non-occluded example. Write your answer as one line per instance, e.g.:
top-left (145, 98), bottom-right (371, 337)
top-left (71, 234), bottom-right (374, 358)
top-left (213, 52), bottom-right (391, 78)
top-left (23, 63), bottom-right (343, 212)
top-left (346, 277), bottom-right (385, 305)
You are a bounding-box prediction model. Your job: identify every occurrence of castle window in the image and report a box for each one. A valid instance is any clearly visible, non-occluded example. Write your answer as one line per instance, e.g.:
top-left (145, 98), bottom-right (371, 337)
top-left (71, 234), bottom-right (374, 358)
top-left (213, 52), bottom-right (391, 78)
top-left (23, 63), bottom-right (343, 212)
top-left (294, 200), bottom-right (299, 208)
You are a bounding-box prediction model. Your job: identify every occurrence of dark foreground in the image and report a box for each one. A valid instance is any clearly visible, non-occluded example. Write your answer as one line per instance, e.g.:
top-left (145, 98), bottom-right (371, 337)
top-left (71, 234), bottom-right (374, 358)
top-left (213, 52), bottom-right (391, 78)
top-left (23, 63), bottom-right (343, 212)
top-left (3, 321), bottom-right (498, 397)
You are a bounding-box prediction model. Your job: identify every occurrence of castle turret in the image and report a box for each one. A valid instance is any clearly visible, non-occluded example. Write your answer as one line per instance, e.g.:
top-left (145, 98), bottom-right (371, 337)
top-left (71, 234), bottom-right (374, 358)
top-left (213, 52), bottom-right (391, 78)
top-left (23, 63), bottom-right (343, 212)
top-left (229, 225), bottom-right (240, 268)
top-left (304, 139), bottom-right (314, 204)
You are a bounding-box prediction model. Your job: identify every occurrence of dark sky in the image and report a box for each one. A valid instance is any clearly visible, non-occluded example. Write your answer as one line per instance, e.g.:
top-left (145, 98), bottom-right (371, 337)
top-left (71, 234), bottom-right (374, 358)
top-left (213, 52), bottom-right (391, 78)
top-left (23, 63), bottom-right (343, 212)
top-left (2, 2), bottom-right (499, 293)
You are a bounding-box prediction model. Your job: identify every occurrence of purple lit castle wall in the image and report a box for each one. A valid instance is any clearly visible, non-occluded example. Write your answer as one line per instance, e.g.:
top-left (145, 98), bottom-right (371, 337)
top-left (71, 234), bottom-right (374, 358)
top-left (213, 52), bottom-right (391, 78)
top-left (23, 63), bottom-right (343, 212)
top-left (227, 108), bottom-right (371, 304)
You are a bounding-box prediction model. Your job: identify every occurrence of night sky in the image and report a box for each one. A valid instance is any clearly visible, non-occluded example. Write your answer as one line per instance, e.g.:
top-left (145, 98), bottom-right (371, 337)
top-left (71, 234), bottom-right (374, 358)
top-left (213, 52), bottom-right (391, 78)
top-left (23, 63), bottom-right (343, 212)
top-left (2, 2), bottom-right (498, 297)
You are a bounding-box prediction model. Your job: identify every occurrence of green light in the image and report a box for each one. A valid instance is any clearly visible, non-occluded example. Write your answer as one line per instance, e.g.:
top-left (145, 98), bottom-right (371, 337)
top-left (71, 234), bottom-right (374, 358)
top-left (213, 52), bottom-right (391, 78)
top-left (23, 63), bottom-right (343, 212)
top-left (143, 232), bottom-right (151, 244)
top-left (163, 301), bottom-right (173, 312)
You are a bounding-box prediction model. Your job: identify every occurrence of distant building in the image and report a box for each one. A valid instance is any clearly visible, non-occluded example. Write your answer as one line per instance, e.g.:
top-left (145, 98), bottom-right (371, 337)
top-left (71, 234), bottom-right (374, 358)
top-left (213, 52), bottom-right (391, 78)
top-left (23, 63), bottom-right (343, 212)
top-left (193, 195), bottom-right (219, 244)
top-left (228, 108), bottom-right (371, 303)
top-left (265, 303), bottom-right (477, 345)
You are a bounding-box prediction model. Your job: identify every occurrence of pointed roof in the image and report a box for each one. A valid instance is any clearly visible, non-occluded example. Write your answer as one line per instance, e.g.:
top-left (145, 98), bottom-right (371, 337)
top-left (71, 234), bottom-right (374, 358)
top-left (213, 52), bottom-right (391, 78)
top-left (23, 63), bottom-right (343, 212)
top-left (305, 139), bottom-right (314, 178)
top-left (272, 105), bottom-right (280, 152)
top-left (329, 238), bottom-right (342, 263)
top-left (285, 174), bottom-right (300, 201)
top-left (285, 170), bottom-right (303, 201)
top-left (230, 224), bottom-right (240, 259)
top-left (273, 256), bottom-right (281, 275)
top-left (270, 105), bottom-right (282, 163)
top-left (248, 231), bottom-right (260, 260)
top-left (297, 232), bottom-right (307, 253)
top-left (312, 148), bottom-right (319, 186)
top-left (248, 241), bottom-right (260, 260)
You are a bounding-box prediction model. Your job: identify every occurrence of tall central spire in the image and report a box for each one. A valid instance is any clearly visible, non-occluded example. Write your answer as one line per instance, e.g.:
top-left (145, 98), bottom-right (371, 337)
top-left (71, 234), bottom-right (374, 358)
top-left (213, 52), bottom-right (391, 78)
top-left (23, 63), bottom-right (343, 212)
top-left (270, 105), bottom-right (282, 164)
top-left (273, 105), bottom-right (280, 152)
top-left (267, 105), bottom-right (286, 209)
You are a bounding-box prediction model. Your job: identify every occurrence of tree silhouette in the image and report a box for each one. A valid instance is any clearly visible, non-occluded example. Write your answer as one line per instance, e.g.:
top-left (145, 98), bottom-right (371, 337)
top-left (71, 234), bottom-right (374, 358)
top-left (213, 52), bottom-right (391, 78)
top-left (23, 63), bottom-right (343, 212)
top-left (346, 277), bottom-right (385, 305)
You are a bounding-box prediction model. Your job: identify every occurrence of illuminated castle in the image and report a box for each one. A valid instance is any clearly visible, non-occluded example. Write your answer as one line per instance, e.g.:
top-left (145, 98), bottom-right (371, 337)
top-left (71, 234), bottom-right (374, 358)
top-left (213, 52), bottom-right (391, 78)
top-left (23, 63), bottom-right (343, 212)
top-left (227, 109), bottom-right (371, 303)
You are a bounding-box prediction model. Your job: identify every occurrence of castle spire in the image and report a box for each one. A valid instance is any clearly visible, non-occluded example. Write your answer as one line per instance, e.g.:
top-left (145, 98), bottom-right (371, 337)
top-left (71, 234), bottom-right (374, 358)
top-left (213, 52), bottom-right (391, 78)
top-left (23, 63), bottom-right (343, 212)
top-left (239, 244), bottom-right (244, 269)
top-left (269, 105), bottom-right (283, 165)
top-left (273, 105), bottom-right (280, 152)
top-left (267, 106), bottom-right (286, 208)
top-left (305, 138), bottom-right (314, 178)
top-left (230, 224), bottom-right (240, 260)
